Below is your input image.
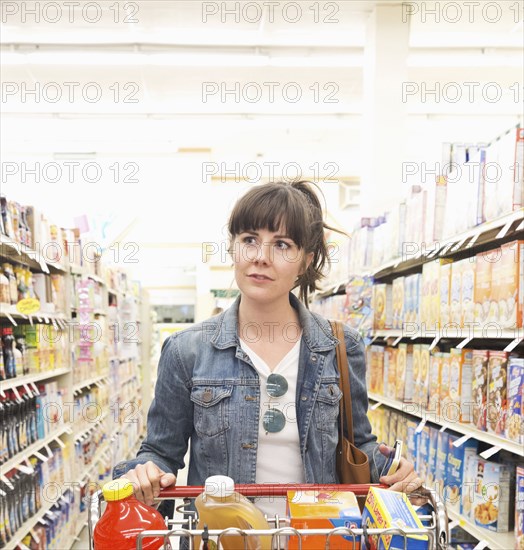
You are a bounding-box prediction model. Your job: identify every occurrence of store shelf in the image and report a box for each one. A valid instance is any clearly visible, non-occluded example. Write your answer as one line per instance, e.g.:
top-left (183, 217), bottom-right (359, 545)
top-left (0, 305), bottom-right (68, 322)
top-left (4, 488), bottom-right (73, 550)
top-left (1, 425), bottom-right (70, 475)
top-left (72, 373), bottom-right (109, 394)
top-left (63, 512), bottom-right (88, 550)
top-left (370, 328), bottom-right (523, 341)
top-left (447, 509), bottom-right (515, 550)
top-left (368, 393), bottom-right (524, 457)
top-left (93, 309), bottom-right (106, 316)
top-left (1, 367), bottom-right (71, 392)
top-left (370, 209), bottom-right (524, 280)
top-left (0, 234), bottom-right (67, 274)
top-left (74, 411), bottom-right (110, 443)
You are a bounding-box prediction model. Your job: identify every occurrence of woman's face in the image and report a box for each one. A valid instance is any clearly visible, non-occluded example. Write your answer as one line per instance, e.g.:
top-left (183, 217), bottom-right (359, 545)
top-left (232, 227), bottom-right (312, 304)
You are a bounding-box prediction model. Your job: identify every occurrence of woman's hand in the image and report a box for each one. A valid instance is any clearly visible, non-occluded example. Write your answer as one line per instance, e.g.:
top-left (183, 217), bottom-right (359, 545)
top-left (378, 444), bottom-right (423, 493)
top-left (120, 461), bottom-right (176, 506)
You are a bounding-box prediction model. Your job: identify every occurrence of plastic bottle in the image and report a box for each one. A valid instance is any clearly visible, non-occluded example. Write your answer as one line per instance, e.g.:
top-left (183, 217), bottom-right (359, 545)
top-left (195, 476), bottom-right (271, 550)
top-left (2, 328), bottom-right (17, 379)
top-left (93, 478), bottom-right (166, 550)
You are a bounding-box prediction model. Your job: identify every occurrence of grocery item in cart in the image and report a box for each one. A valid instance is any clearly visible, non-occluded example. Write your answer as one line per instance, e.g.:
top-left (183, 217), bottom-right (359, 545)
top-left (362, 487), bottom-right (429, 550)
top-left (93, 478), bottom-right (166, 550)
top-left (286, 488), bottom-right (361, 549)
top-left (195, 475), bottom-right (271, 550)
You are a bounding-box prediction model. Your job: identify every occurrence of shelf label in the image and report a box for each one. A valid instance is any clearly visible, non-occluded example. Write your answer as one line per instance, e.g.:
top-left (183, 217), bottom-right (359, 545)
top-left (496, 220), bottom-right (512, 240)
top-left (370, 401), bottom-right (382, 411)
top-left (473, 541), bottom-right (489, 550)
top-left (479, 446), bottom-right (501, 460)
top-left (1, 474), bottom-right (14, 489)
top-left (14, 463), bottom-right (33, 475)
top-left (33, 450), bottom-right (49, 462)
top-left (429, 332), bottom-right (441, 351)
top-left (439, 425), bottom-right (447, 433)
top-left (392, 336), bottom-right (402, 346)
top-left (457, 336), bottom-right (472, 349)
top-left (504, 337), bottom-right (523, 353)
top-left (5, 313), bottom-right (17, 326)
top-left (415, 419), bottom-right (426, 433)
top-left (16, 298), bottom-right (41, 315)
top-left (452, 434), bottom-right (471, 447)
top-left (466, 232), bottom-right (480, 248)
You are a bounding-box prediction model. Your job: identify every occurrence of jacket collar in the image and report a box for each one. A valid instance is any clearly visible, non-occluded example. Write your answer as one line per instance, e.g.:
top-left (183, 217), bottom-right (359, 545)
top-left (210, 293), bottom-right (338, 352)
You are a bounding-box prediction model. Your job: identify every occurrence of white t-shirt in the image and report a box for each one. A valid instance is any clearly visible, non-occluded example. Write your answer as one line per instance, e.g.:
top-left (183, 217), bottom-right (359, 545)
top-left (239, 337), bottom-right (306, 520)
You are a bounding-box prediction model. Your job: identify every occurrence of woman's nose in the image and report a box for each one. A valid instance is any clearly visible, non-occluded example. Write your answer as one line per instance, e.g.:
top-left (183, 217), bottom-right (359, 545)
top-left (254, 242), bottom-right (272, 264)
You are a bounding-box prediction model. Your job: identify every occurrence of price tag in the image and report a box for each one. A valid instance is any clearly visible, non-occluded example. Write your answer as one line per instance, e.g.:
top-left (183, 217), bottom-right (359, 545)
top-left (12, 386), bottom-right (23, 403)
top-left (480, 446), bottom-right (501, 460)
top-left (28, 315), bottom-right (34, 327)
top-left (439, 425), bottom-right (447, 433)
top-left (457, 336), bottom-right (472, 349)
top-left (496, 220), bottom-right (512, 240)
top-left (14, 464), bottom-right (33, 475)
top-left (16, 298), bottom-right (41, 315)
top-left (30, 528), bottom-right (41, 544)
top-left (452, 434), bottom-right (471, 447)
top-left (466, 232), bottom-right (480, 249)
top-left (415, 419), bottom-right (426, 433)
top-left (5, 313), bottom-right (17, 326)
top-left (429, 332), bottom-right (441, 351)
top-left (39, 258), bottom-right (50, 273)
top-left (23, 383), bottom-right (32, 396)
top-left (0, 474), bottom-right (14, 489)
top-left (45, 444), bottom-right (54, 458)
top-left (516, 218), bottom-right (524, 232)
top-left (33, 450), bottom-right (49, 462)
top-left (55, 436), bottom-right (66, 449)
top-left (473, 541), bottom-right (490, 550)
top-left (370, 401), bottom-right (382, 411)
top-left (30, 382), bottom-right (40, 395)
top-left (504, 337), bottom-right (523, 353)
top-left (392, 336), bottom-right (402, 346)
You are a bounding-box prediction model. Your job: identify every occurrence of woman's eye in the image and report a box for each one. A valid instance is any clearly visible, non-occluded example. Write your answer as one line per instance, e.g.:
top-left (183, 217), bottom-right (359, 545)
top-left (242, 236), bottom-right (257, 245)
top-left (275, 240), bottom-right (291, 250)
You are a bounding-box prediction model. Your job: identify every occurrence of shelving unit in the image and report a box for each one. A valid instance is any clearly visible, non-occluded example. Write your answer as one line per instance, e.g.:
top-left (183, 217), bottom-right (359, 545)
top-left (0, 211), bottom-right (151, 549)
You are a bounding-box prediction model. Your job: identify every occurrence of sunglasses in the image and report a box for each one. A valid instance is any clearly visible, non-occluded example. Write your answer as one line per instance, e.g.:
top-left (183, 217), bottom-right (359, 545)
top-left (262, 373), bottom-right (289, 434)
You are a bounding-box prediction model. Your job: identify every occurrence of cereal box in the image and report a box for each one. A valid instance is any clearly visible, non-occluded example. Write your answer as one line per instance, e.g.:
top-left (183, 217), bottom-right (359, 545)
top-left (474, 251), bottom-right (493, 328)
top-left (449, 348), bottom-right (474, 424)
top-left (392, 277), bottom-right (405, 330)
top-left (462, 453), bottom-right (478, 520)
top-left (362, 487), bottom-right (429, 550)
top-left (440, 353), bottom-right (452, 416)
top-left (493, 240), bottom-right (524, 329)
top-left (435, 431), bottom-right (449, 501)
top-left (421, 262), bottom-right (432, 327)
top-left (472, 350), bottom-right (489, 431)
top-left (445, 435), bottom-right (478, 514)
top-left (406, 419), bottom-right (419, 465)
top-left (385, 347), bottom-right (397, 400)
top-left (369, 346), bottom-right (385, 396)
top-left (412, 344), bottom-right (422, 406)
top-left (395, 343), bottom-right (414, 403)
top-left (431, 260), bottom-right (451, 330)
top-left (426, 427), bottom-right (439, 490)
top-left (415, 426), bottom-right (430, 483)
top-left (473, 461), bottom-right (512, 532)
top-left (419, 345), bottom-right (430, 410)
top-left (486, 351), bottom-right (509, 436)
top-left (461, 258), bottom-right (476, 328)
top-left (516, 466), bottom-right (524, 550)
top-left (439, 262), bottom-right (453, 327)
top-left (428, 352), bottom-right (442, 415)
top-left (373, 284), bottom-right (392, 330)
top-left (450, 261), bottom-right (463, 327)
top-left (287, 490), bottom-right (361, 550)
top-left (506, 358), bottom-right (524, 444)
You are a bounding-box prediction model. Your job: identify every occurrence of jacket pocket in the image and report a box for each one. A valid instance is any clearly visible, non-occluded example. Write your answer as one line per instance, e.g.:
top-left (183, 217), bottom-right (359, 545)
top-left (190, 384), bottom-right (233, 437)
top-left (315, 382), bottom-right (342, 433)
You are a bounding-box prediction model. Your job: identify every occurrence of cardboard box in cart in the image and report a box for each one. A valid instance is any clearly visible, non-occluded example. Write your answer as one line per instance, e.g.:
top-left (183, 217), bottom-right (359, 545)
top-left (287, 490), bottom-right (361, 549)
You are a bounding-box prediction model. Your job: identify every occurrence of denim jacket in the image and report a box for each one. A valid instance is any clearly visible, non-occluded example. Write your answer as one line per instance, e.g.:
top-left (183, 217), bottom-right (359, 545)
top-left (113, 293), bottom-right (386, 484)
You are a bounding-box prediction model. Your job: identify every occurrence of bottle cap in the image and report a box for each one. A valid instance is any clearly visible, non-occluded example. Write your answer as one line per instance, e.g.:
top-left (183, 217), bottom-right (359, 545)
top-left (102, 478), bottom-right (134, 501)
top-left (204, 475), bottom-right (234, 498)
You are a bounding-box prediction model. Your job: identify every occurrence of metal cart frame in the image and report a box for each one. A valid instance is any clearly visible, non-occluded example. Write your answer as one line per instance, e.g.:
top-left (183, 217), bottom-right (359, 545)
top-left (88, 483), bottom-right (449, 550)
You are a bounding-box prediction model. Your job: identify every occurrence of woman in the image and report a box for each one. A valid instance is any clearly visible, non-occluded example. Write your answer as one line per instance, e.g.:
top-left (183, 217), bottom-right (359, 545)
top-left (113, 181), bottom-right (421, 513)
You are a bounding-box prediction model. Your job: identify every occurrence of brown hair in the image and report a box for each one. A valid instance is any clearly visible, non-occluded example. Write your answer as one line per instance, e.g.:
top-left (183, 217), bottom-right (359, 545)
top-left (228, 181), bottom-right (344, 305)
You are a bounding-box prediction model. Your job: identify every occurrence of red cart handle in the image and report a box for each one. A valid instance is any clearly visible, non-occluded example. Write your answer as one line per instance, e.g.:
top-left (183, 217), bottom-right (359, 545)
top-left (158, 483), bottom-right (387, 499)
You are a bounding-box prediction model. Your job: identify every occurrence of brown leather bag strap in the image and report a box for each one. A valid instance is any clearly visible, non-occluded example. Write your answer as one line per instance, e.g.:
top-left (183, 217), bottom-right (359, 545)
top-left (330, 320), bottom-right (355, 444)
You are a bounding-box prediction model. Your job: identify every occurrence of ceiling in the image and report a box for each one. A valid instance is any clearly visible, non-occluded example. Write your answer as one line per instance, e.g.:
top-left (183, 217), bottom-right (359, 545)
top-left (1, 0), bottom-right (522, 302)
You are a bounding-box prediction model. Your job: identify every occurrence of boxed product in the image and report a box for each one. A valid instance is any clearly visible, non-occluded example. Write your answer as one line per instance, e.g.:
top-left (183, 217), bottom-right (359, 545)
top-left (392, 277), bottom-right (405, 330)
top-left (473, 461), bottom-right (512, 532)
top-left (450, 261), bottom-right (462, 327)
top-left (462, 453), bottom-right (478, 520)
top-left (486, 351), bottom-right (509, 436)
top-left (385, 347), bottom-right (398, 400)
top-left (373, 284), bottom-right (392, 330)
top-left (461, 258), bottom-right (476, 328)
top-left (435, 431), bottom-right (449, 500)
top-left (406, 419), bottom-right (419, 465)
top-left (474, 251), bottom-right (493, 327)
top-left (426, 427), bottom-right (439, 489)
top-left (362, 487), bottom-right (428, 550)
top-left (415, 426), bottom-right (430, 484)
top-left (492, 240), bottom-right (523, 329)
top-left (439, 262), bottom-right (452, 328)
top-left (445, 436), bottom-right (478, 514)
top-left (472, 350), bottom-right (489, 431)
top-left (418, 345), bottom-right (430, 410)
top-left (506, 357), bottom-right (524, 444)
top-left (449, 348), bottom-right (474, 424)
top-left (421, 263), bottom-right (432, 328)
top-left (516, 466), bottom-right (524, 550)
top-left (412, 345), bottom-right (422, 407)
top-left (395, 344), bottom-right (414, 402)
top-left (428, 352), bottom-right (442, 415)
top-left (369, 346), bottom-right (385, 396)
top-left (439, 353), bottom-right (452, 417)
top-left (287, 490), bottom-right (361, 550)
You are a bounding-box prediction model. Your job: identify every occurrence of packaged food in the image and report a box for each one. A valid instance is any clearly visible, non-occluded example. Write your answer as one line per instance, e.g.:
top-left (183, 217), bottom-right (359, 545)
top-left (450, 261), bottom-right (462, 327)
top-left (439, 353), bottom-right (451, 416)
top-left (392, 277), bottom-right (404, 330)
top-left (415, 426), bottom-right (430, 484)
top-left (373, 284), bottom-right (392, 330)
top-left (287, 490), bottom-right (361, 550)
top-left (461, 259), bottom-right (476, 328)
top-left (439, 262), bottom-right (452, 328)
top-left (428, 352), bottom-right (442, 415)
top-left (474, 251), bottom-right (493, 328)
top-left (395, 344), bottom-right (414, 402)
top-left (418, 345), bottom-right (430, 410)
top-left (506, 358), bottom-right (524, 444)
top-left (445, 436), bottom-right (478, 514)
top-left (516, 466), bottom-right (524, 550)
top-left (473, 461), bottom-right (512, 532)
top-left (486, 351), bottom-right (509, 436)
top-left (361, 487), bottom-right (428, 550)
top-left (492, 240), bottom-right (523, 328)
top-left (369, 346), bottom-right (384, 396)
top-left (472, 350), bottom-right (489, 431)
top-left (449, 348), bottom-right (474, 424)
top-left (385, 347), bottom-right (397, 400)
top-left (426, 427), bottom-right (439, 490)
top-left (462, 454), bottom-right (478, 520)
top-left (435, 431), bottom-right (449, 501)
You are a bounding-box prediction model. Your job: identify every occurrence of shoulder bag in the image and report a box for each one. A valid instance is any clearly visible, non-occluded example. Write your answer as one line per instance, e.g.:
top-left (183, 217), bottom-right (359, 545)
top-left (330, 320), bottom-right (371, 484)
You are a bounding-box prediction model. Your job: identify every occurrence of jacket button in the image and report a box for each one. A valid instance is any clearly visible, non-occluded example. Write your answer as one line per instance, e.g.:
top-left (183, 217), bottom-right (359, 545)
top-left (202, 389), bottom-right (213, 403)
top-left (311, 356), bottom-right (317, 362)
top-left (301, 396), bottom-right (307, 401)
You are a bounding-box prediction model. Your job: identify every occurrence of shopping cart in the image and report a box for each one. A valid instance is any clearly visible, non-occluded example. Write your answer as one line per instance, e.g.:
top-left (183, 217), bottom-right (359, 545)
top-left (87, 483), bottom-right (449, 550)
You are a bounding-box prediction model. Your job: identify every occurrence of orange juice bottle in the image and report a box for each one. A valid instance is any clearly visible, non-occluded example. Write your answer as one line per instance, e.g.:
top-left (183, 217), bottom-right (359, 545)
top-left (195, 476), bottom-right (271, 550)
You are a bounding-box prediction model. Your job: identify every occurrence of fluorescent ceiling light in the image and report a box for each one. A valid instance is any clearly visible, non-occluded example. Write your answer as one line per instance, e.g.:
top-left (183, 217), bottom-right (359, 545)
top-left (408, 52), bottom-right (522, 67)
top-left (1, 50), bottom-right (361, 67)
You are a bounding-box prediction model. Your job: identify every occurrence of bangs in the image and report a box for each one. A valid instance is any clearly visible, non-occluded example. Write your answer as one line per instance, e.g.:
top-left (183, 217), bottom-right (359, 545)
top-left (228, 184), bottom-right (310, 249)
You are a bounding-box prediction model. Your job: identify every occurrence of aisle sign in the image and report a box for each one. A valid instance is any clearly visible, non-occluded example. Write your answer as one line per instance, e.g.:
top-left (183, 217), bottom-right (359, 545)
top-left (16, 298), bottom-right (41, 315)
